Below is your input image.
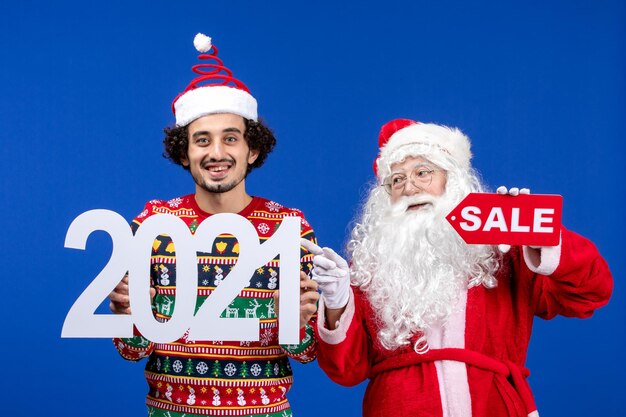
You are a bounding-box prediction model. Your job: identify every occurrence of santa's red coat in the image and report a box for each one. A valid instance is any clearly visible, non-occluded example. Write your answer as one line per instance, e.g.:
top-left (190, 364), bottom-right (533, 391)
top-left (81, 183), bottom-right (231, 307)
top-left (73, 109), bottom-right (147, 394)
top-left (316, 228), bottom-right (612, 417)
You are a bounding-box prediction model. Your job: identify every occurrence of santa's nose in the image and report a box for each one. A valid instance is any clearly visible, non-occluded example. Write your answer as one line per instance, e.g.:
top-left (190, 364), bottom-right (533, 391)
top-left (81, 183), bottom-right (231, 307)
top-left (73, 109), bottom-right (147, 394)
top-left (402, 179), bottom-right (423, 196)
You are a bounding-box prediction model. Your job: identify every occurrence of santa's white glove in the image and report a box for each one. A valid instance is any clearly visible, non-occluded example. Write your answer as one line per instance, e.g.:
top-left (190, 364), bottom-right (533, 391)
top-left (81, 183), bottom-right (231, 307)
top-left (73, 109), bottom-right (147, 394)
top-left (301, 239), bottom-right (350, 310)
top-left (496, 185), bottom-right (530, 253)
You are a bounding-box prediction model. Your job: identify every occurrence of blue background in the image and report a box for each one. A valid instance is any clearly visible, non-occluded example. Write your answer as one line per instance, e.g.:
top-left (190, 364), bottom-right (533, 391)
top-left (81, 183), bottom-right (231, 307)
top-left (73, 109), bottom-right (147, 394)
top-left (1, 1), bottom-right (624, 416)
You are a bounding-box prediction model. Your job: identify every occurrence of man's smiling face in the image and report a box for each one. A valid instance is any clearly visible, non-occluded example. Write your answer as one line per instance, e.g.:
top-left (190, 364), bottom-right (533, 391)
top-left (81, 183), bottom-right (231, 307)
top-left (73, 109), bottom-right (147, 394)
top-left (182, 113), bottom-right (259, 194)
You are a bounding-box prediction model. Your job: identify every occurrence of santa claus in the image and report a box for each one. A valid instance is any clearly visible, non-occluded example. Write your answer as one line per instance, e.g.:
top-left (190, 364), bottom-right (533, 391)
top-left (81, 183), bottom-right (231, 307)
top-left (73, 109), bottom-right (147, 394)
top-left (304, 119), bottom-right (612, 417)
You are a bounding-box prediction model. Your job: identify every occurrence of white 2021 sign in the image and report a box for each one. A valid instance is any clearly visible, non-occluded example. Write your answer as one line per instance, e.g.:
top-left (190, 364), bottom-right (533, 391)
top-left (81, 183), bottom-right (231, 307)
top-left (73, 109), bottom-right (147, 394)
top-left (62, 210), bottom-right (301, 344)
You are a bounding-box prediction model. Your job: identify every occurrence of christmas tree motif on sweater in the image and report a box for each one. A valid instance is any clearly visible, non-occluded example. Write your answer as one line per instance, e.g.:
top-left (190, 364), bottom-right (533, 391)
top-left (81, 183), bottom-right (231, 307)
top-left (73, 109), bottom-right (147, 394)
top-left (236, 388), bottom-right (246, 406)
top-left (211, 360), bottom-right (222, 378)
top-left (163, 356), bottom-right (171, 373)
top-left (185, 358), bottom-right (194, 375)
top-left (214, 265), bottom-right (224, 286)
top-left (187, 386), bottom-right (196, 405)
top-left (264, 361), bottom-right (273, 377)
top-left (159, 265), bottom-right (170, 286)
top-left (279, 361), bottom-right (288, 376)
top-left (267, 268), bottom-right (278, 290)
top-left (239, 361), bottom-right (249, 378)
top-left (211, 387), bottom-right (221, 406)
top-left (189, 219), bottom-right (198, 233)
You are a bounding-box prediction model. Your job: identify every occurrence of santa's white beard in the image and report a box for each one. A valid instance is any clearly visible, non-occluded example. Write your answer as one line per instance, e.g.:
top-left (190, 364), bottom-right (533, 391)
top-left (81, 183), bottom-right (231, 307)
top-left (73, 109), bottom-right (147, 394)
top-left (349, 188), bottom-right (499, 351)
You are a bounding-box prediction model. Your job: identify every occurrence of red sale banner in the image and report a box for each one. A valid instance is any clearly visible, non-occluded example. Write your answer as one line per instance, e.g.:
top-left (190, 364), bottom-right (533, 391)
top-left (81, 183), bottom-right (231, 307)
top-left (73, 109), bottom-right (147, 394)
top-left (446, 193), bottom-right (563, 246)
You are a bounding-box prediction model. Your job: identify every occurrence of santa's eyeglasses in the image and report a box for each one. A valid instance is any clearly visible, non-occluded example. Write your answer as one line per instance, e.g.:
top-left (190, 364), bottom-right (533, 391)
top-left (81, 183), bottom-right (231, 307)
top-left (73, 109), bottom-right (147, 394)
top-left (381, 166), bottom-right (438, 195)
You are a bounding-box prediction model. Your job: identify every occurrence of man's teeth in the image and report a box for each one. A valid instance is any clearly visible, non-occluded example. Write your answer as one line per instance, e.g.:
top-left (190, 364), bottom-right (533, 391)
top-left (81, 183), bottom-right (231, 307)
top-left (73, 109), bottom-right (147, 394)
top-left (208, 166), bottom-right (228, 172)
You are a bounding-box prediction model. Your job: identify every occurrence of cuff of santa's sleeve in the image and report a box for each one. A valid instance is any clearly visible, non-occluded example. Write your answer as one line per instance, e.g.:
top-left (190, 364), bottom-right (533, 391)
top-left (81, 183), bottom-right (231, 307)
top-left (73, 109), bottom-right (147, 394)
top-left (523, 232), bottom-right (562, 276)
top-left (317, 289), bottom-right (355, 345)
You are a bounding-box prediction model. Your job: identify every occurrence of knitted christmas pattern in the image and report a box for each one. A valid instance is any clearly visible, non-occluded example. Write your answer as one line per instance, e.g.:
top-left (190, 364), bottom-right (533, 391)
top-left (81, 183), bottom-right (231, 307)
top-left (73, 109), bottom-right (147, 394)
top-left (114, 194), bottom-right (317, 416)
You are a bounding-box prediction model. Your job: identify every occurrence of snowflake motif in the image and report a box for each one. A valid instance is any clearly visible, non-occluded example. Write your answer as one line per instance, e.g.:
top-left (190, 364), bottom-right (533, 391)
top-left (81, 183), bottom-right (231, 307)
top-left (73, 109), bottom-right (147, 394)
top-left (202, 279), bottom-right (209, 285)
top-left (148, 199), bottom-right (162, 204)
top-left (257, 223), bottom-right (270, 235)
top-left (196, 362), bottom-right (209, 375)
top-left (224, 363), bottom-right (237, 376)
top-left (250, 363), bottom-right (262, 377)
top-left (227, 401), bottom-right (232, 405)
top-left (256, 281), bottom-right (263, 288)
top-left (156, 358), bottom-right (162, 371)
top-left (176, 398), bottom-right (182, 403)
top-left (168, 197), bottom-right (183, 208)
top-left (300, 217), bottom-right (310, 227)
top-left (172, 360), bottom-right (183, 373)
top-left (260, 329), bottom-right (273, 346)
top-left (240, 340), bottom-right (251, 347)
top-left (203, 265), bottom-right (210, 272)
top-left (201, 400), bottom-right (207, 405)
top-left (265, 201), bottom-right (282, 212)
top-left (137, 209), bottom-right (149, 219)
top-left (274, 364), bottom-right (280, 375)
top-left (251, 399), bottom-right (257, 405)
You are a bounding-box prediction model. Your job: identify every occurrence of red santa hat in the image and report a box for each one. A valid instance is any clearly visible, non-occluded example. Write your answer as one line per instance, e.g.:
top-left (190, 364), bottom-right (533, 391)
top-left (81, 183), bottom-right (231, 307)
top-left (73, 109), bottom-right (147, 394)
top-left (374, 118), bottom-right (472, 180)
top-left (172, 33), bottom-right (258, 126)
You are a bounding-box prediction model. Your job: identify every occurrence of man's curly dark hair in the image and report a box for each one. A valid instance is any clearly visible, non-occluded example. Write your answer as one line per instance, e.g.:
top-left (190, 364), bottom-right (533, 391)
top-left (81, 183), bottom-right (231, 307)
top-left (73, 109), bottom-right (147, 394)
top-left (163, 118), bottom-right (276, 174)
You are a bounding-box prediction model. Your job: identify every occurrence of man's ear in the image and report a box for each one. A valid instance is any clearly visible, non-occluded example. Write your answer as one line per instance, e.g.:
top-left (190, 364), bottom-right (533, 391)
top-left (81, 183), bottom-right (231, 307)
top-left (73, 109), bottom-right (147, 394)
top-left (248, 149), bottom-right (260, 165)
top-left (181, 153), bottom-right (190, 167)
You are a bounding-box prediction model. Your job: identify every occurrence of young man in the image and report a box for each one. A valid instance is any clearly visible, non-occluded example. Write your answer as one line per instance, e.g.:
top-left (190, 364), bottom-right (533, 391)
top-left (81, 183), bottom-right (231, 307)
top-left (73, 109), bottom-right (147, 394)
top-left (108, 33), bottom-right (319, 417)
top-left (305, 119), bottom-right (612, 417)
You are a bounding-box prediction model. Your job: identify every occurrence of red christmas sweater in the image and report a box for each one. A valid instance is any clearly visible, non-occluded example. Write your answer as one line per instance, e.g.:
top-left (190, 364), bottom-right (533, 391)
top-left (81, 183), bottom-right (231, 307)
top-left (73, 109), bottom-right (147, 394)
top-left (113, 194), bottom-right (317, 417)
top-left (316, 228), bottom-right (612, 417)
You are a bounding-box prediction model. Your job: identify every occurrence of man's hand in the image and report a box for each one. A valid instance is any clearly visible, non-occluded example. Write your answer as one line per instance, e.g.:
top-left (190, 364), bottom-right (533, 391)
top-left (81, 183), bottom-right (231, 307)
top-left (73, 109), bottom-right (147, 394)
top-left (300, 239), bottom-right (350, 310)
top-left (272, 272), bottom-right (320, 329)
top-left (108, 274), bottom-right (156, 315)
top-left (496, 185), bottom-right (530, 253)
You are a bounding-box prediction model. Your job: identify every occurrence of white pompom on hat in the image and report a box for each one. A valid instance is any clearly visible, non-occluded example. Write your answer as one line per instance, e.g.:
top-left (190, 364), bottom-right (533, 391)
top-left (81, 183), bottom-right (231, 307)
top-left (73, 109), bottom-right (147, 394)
top-left (172, 33), bottom-right (258, 126)
top-left (374, 118), bottom-right (472, 181)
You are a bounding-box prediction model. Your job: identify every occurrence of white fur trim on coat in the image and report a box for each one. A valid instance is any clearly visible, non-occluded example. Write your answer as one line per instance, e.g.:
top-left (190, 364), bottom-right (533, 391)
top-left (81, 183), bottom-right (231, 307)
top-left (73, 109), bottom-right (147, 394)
top-left (522, 232), bottom-right (562, 276)
top-left (426, 286), bottom-right (472, 417)
top-left (174, 85), bottom-right (258, 126)
top-left (316, 289), bottom-right (355, 345)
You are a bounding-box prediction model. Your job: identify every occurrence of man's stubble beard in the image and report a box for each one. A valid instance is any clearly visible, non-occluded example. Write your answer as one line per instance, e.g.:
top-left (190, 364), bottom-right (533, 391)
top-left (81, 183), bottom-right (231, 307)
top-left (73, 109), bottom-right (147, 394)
top-left (191, 159), bottom-right (248, 194)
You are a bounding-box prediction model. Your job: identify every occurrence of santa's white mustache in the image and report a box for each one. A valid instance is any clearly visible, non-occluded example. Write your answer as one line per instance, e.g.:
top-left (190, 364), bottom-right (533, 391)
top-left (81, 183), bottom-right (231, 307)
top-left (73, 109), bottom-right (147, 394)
top-left (390, 194), bottom-right (439, 216)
